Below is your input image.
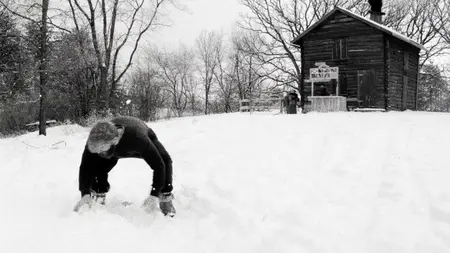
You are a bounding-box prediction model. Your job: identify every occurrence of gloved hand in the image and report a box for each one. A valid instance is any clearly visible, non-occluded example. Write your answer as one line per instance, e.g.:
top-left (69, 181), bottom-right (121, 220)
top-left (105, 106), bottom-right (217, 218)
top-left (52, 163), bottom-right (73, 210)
top-left (73, 194), bottom-right (93, 212)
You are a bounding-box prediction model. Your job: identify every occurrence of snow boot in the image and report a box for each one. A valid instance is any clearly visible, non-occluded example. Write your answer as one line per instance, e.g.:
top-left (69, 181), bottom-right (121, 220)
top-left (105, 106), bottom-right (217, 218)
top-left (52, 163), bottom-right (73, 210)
top-left (159, 192), bottom-right (176, 217)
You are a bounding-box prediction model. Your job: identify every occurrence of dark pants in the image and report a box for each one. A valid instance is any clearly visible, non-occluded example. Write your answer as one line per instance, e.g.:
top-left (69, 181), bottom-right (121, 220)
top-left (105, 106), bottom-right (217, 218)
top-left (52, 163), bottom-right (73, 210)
top-left (91, 140), bottom-right (173, 196)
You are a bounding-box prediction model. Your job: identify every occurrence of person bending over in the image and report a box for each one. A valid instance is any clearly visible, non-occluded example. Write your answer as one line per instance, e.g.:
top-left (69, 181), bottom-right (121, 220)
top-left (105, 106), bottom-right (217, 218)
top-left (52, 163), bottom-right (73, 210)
top-left (73, 116), bottom-right (175, 217)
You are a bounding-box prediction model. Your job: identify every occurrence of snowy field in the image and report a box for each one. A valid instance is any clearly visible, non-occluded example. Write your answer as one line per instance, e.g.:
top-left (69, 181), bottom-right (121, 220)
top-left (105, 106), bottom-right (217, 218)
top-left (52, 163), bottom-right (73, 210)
top-left (1, 111), bottom-right (450, 253)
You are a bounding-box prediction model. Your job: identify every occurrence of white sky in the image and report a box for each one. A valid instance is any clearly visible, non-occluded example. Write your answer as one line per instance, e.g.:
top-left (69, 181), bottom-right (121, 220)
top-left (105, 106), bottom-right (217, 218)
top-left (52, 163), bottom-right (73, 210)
top-left (149, 0), bottom-right (247, 47)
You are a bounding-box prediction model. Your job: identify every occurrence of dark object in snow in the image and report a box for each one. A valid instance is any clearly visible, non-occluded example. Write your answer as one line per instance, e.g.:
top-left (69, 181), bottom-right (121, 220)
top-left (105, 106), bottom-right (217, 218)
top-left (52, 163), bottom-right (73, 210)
top-left (285, 91), bottom-right (299, 114)
top-left (74, 116), bottom-right (175, 216)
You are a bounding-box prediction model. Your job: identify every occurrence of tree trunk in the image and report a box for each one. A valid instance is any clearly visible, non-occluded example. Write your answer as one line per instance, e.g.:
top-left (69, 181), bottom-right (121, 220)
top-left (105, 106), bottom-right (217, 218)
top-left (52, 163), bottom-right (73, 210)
top-left (39, 0), bottom-right (49, 136)
top-left (205, 90), bottom-right (209, 115)
top-left (98, 65), bottom-right (108, 111)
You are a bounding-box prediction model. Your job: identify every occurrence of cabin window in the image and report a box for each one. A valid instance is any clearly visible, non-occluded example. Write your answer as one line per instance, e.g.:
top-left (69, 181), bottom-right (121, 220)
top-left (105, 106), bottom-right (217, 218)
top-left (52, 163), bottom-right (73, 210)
top-left (332, 38), bottom-right (348, 59)
top-left (339, 73), bottom-right (348, 96)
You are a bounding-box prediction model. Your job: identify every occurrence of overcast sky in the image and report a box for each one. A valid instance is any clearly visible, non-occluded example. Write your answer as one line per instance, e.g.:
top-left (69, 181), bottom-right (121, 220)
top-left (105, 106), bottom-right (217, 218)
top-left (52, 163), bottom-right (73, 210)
top-left (149, 0), bottom-right (247, 47)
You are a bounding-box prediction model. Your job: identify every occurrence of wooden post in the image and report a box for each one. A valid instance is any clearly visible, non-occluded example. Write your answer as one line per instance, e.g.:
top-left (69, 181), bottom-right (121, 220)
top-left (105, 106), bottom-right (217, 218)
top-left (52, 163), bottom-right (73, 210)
top-left (336, 79), bottom-right (339, 96)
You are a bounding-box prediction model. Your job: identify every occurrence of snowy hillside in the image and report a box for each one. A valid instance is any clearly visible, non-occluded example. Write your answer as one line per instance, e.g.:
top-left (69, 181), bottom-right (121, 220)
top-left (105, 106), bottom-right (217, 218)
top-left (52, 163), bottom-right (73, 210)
top-left (1, 111), bottom-right (450, 253)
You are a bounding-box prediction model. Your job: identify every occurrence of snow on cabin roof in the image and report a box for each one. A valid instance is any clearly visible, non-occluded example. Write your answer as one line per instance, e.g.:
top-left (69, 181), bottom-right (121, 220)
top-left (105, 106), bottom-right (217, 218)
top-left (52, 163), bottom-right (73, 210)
top-left (291, 6), bottom-right (426, 51)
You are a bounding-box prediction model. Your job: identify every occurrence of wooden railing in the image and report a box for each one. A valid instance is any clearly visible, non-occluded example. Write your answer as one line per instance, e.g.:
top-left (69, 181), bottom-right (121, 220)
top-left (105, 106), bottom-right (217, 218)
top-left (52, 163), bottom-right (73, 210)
top-left (239, 98), bottom-right (282, 112)
top-left (307, 96), bottom-right (347, 112)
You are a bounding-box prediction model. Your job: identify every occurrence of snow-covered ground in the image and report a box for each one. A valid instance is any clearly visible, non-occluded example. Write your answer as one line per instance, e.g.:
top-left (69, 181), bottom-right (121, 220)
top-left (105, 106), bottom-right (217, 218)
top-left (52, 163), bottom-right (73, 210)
top-left (1, 111), bottom-right (450, 253)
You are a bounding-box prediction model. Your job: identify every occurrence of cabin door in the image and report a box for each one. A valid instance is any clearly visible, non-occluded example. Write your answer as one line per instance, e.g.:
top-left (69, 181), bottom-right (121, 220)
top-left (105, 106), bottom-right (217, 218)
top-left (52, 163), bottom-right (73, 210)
top-left (357, 69), bottom-right (376, 107)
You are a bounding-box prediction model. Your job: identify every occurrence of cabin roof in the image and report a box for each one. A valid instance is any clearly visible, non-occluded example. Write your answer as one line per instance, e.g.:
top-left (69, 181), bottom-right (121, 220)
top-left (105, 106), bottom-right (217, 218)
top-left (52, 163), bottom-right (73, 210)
top-left (291, 6), bottom-right (426, 51)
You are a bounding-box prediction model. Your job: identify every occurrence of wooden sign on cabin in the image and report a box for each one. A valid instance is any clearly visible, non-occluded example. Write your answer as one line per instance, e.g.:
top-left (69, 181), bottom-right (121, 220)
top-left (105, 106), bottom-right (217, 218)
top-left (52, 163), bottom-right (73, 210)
top-left (310, 63), bottom-right (339, 82)
top-left (309, 63), bottom-right (340, 96)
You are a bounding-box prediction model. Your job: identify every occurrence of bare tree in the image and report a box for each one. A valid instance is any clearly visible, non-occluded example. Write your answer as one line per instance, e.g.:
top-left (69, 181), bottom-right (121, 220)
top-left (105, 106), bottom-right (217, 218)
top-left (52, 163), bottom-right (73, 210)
top-left (185, 75), bottom-right (202, 116)
top-left (432, 0), bottom-right (450, 51)
top-left (213, 34), bottom-right (235, 113)
top-left (418, 64), bottom-right (450, 111)
top-left (196, 30), bottom-right (223, 114)
top-left (128, 65), bottom-right (165, 121)
top-left (382, 0), bottom-right (449, 68)
top-left (152, 46), bottom-right (193, 117)
top-left (53, 30), bottom-right (98, 119)
top-left (68, 0), bottom-right (173, 110)
top-left (230, 30), bottom-right (266, 100)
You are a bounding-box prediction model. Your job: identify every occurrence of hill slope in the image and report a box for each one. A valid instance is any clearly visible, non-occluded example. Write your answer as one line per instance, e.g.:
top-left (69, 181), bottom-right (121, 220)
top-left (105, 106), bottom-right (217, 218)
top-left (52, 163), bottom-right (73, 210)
top-left (1, 111), bottom-right (450, 253)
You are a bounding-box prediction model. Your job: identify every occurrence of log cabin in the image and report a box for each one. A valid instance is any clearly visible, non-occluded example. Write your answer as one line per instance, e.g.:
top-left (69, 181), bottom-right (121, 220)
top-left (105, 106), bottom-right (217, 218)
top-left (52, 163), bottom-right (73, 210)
top-left (291, 6), bottom-right (426, 111)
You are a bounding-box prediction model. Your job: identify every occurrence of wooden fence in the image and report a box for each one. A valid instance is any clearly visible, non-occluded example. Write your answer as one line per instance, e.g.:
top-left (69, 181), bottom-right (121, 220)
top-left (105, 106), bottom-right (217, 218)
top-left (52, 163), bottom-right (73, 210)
top-left (239, 98), bottom-right (282, 112)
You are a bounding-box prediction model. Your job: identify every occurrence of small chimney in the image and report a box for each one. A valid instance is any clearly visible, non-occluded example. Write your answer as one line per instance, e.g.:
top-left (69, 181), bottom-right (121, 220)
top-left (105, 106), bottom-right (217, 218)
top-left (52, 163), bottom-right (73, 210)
top-left (368, 0), bottom-right (385, 24)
